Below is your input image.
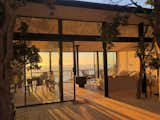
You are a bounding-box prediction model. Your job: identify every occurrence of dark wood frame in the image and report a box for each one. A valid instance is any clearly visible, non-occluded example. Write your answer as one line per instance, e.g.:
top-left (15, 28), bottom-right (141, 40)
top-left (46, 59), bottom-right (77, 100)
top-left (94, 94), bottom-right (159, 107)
top-left (14, 17), bottom-right (153, 108)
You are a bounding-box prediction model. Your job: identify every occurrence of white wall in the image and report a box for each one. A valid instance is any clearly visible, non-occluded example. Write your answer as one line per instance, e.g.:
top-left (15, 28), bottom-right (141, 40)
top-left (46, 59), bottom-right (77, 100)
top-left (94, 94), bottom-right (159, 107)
top-left (117, 51), bottom-right (140, 76)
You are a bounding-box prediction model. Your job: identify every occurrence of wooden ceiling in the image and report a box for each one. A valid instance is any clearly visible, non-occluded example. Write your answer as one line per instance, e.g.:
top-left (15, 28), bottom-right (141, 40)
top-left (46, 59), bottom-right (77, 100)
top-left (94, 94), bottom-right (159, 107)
top-left (28, 41), bottom-right (138, 52)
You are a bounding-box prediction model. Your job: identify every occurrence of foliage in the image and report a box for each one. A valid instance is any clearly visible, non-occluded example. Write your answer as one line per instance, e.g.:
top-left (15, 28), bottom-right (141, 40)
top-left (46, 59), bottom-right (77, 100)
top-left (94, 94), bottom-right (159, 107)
top-left (148, 56), bottom-right (160, 70)
top-left (12, 41), bottom-right (42, 71)
top-left (133, 0), bottom-right (160, 71)
top-left (0, 1), bottom-right (56, 120)
top-left (18, 21), bottom-right (28, 34)
top-left (145, 0), bottom-right (153, 5)
top-left (131, 0), bottom-right (160, 47)
top-left (130, 0), bottom-right (160, 98)
top-left (11, 20), bottom-right (41, 78)
top-left (136, 43), bottom-right (149, 58)
top-left (136, 43), bottom-right (160, 70)
top-left (100, 15), bottom-right (128, 49)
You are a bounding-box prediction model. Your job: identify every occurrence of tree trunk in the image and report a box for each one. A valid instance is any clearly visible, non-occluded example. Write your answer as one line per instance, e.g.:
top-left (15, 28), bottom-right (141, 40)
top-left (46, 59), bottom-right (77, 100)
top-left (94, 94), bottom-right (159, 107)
top-left (143, 67), bottom-right (147, 98)
top-left (154, 0), bottom-right (160, 99)
top-left (0, 24), bottom-right (12, 120)
top-left (0, 1), bottom-right (15, 120)
top-left (137, 23), bottom-right (146, 99)
top-left (137, 57), bottom-right (143, 98)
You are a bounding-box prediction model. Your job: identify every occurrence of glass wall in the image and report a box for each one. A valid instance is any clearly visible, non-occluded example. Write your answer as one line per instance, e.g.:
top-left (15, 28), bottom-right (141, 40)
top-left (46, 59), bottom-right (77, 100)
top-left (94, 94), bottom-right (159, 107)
top-left (99, 52), bottom-right (117, 76)
top-left (14, 40), bottom-right (76, 106)
top-left (14, 41), bottom-right (60, 106)
top-left (78, 52), bottom-right (117, 78)
top-left (79, 52), bottom-right (96, 76)
top-left (107, 52), bottom-right (117, 76)
top-left (63, 42), bottom-right (74, 101)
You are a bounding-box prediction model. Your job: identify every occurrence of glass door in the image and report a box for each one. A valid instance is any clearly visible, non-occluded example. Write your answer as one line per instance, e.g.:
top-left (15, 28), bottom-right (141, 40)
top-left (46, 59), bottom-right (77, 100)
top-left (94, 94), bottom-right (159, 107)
top-left (14, 41), bottom-right (60, 107)
top-left (26, 41), bottom-right (60, 105)
top-left (14, 40), bottom-right (76, 107)
top-left (63, 42), bottom-right (74, 101)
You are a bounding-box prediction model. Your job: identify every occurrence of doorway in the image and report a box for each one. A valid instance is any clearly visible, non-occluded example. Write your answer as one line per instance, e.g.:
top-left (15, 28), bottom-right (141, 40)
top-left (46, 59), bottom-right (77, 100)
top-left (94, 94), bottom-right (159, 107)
top-left (14, 40), bottom-right (75, 107)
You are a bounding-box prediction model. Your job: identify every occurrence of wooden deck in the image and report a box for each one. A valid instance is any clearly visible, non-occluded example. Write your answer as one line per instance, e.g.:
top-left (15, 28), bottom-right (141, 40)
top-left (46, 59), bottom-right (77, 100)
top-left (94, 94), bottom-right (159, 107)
top-left (16, 82), bottom-right (160, 120)
top-left (14, 81), bottom-right (74, 106)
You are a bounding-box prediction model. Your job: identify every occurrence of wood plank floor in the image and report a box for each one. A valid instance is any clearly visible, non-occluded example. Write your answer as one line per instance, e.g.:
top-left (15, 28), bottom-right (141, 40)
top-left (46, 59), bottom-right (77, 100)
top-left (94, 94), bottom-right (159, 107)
top-left (16, 84), bottom-right (160, 120)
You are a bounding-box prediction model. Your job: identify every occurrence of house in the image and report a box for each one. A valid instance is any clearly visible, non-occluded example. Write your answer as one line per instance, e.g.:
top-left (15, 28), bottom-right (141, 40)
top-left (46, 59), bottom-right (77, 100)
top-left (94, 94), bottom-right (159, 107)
top-left (13, 0), bottom-right (156, 108)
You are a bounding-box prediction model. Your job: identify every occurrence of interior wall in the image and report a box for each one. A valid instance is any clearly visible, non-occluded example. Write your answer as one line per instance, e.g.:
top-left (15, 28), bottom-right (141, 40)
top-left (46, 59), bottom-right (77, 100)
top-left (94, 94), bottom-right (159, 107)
top-left (117, 51), bottom-right (139, 76)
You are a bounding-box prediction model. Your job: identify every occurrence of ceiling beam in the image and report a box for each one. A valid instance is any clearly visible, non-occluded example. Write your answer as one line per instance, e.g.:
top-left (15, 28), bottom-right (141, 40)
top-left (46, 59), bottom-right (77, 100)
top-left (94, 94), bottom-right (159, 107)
top-left (14, 32), bottom-right (152, 42)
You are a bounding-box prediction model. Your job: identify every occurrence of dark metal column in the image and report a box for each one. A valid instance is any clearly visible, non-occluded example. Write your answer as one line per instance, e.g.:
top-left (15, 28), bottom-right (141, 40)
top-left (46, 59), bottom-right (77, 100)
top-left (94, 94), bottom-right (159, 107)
top-left (73, 42), bottom-right (76, 102)
top-left (93, 52), bottom-right (96, 76)
top-left (75, 45), bottom-right (80, 77)
top-left (103, 41), bottom-right (109, 97)
top-left (49, 51), bottom-right (52, 73)
top-left (24, 61), bottom-right (27, 106)
top-left (96, 51), bottom-right (100, 78)
top-left (116, 52), bottom-right (119, 75)
top-left (138, 22), bottom-right (144, 39)
top-left (24, 41), bottom-right (27, 106)
top-left (58, 19), bottom-right (63, 102)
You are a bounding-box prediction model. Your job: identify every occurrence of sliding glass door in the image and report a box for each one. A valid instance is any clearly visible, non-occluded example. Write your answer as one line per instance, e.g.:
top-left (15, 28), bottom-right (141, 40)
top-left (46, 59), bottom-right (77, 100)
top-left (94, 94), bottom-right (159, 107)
top-left (63, 42), bottom-right (74, 101)
top-left (14, 41), bottom-right (61, 106)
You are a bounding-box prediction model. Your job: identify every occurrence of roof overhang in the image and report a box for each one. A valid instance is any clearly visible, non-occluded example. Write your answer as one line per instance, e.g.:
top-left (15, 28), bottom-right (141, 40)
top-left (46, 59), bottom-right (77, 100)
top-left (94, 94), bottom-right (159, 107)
top-left (15, 0), bottom-right (151, 24)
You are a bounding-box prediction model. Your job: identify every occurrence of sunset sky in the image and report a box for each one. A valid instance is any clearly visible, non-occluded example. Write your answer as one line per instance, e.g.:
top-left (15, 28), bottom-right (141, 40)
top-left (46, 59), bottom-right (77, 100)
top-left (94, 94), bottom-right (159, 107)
top-left (38, 52), bottom-right (116, 72)
top-left (76, 0), bottom-right (151, 8)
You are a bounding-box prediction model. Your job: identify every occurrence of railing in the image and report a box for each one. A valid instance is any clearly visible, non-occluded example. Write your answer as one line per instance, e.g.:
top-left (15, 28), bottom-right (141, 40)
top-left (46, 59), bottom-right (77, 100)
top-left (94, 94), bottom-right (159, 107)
top-left (26, 66), bottom-right (116, 82)
top-left (26, 70), bottom-right (73, 82)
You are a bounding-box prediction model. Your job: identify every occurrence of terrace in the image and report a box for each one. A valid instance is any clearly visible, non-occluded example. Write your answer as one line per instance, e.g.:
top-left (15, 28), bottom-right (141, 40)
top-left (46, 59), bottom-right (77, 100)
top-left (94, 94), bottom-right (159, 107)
top-left (16, 85), bottom-right (160, 120)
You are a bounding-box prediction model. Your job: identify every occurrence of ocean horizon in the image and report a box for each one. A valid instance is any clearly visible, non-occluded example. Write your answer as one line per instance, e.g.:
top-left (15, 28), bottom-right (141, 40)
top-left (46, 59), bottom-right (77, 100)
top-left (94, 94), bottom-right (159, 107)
top-left (26, 64), bottom-right (116, 82)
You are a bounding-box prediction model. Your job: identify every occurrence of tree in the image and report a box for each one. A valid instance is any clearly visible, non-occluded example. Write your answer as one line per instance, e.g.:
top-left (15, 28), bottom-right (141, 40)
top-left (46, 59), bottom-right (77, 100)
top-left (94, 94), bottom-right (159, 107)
top-left (148, 54), bottom-right (160, 95)
top-left (12, 21), bottom-right (41, 78)
top-left (130, 0), bottom-right (160, 98)
top-left (136, 40), bottom-right (149, 98)
top-left (0, 1), bottom-right (56, 120)
top-left (100, 14), bottom-right (128, 96)
top-left (0, 1), bottom-right (17, 119)
top-left (12, 41), bottom-right (42, 82)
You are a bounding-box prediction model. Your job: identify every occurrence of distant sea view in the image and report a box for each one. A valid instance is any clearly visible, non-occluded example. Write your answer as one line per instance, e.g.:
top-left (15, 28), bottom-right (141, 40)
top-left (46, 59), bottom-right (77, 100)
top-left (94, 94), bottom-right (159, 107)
top-left (26, 64), bottom-right (116, 82)
top-left (26, 52), bottom-right (117, 81)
